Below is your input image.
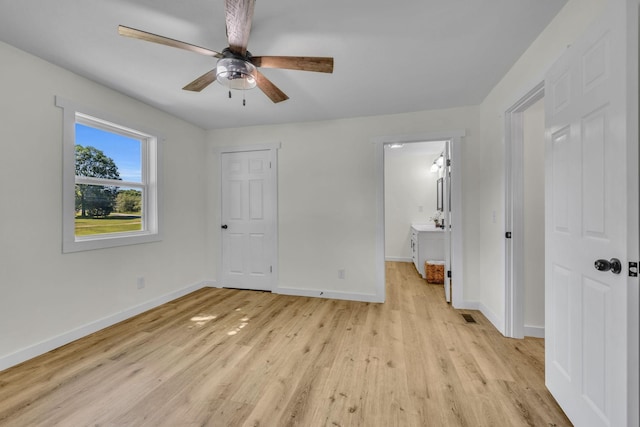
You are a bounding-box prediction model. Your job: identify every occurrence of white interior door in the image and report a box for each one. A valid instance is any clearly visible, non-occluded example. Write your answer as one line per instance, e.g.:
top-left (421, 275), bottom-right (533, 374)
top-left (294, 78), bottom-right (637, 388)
top-left (442, 140), bottom-right (452, 303)
top-left (544, 2), bottom-right (637, 426)
top-left (221, 149), bottom-right (276, 291)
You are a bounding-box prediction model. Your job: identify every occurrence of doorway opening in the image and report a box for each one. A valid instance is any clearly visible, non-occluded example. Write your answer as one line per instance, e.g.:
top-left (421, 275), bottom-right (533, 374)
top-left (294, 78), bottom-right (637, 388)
top-left (374, 131), bottom-right (465, 306)
top-left (383, 141), bottom-right (448, 297)
top-left (504, 83), bottom-right (545, 339)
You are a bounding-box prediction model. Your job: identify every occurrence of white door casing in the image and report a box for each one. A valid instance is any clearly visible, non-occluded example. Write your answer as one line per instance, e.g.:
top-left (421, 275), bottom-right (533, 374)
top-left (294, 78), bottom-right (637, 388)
top-left (544, 2), bottom-right (638, 426)
top-left (443, 140), bottom-right (452, 303)
top-left (504, 83), bottom-right (545, 339)
top-left (220, 147), bottom-right (278, 291)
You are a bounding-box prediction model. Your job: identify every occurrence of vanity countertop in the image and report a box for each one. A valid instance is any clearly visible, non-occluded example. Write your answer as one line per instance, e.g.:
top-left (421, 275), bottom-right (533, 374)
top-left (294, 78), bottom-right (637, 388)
top-left (411, 223), bottom-right (443, 232)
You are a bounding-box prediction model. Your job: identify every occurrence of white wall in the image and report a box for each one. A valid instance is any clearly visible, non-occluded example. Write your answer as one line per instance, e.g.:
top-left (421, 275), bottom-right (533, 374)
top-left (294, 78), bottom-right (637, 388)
top-left (0, 41), bottom-right (209, 369)
top-left (206, 108), bottom-right (481, 302)
top-left (523, 98), bottom-right (545, 333)
top-left (384, 145), bottom-right (443, 261)
top-left (475, 0), bottom-right (606, 331)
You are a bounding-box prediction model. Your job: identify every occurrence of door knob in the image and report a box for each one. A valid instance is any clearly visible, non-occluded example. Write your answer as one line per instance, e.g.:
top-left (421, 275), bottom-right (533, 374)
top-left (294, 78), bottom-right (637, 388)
top-left (221, 224), bottom-right (228, 229)
top-left (594, 258), bottom-right (622, 274)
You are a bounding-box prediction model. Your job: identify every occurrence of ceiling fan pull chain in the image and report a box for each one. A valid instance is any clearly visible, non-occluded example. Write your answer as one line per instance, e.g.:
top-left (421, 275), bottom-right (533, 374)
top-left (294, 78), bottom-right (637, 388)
top-left (228, 90), bottom-right (232, 98)
top-left (243, 92), bottom-right (246, 106)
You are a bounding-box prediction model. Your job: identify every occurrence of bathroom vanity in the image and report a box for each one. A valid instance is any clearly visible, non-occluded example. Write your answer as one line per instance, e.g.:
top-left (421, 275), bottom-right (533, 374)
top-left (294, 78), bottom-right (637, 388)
top-left (410, 224), bottom-right (445, 278)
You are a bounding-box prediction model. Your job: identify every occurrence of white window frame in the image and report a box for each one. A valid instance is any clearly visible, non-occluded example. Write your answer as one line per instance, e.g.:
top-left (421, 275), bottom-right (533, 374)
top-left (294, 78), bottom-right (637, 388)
top-left (57, 97), bottom-right (162, 252)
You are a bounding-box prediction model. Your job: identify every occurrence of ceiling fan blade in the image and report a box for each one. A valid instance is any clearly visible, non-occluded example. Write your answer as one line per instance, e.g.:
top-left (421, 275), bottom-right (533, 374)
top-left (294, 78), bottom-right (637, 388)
top-left (118, 25), bottom-right (222, 58)
top-left (251, 56), bottom-right (334, 74)
top-left (255, 71), bottom-right (289, 103)
top-left (224, 0), bottom-right (255, 56)
top-left (183, 70), bottom-right (217, 92)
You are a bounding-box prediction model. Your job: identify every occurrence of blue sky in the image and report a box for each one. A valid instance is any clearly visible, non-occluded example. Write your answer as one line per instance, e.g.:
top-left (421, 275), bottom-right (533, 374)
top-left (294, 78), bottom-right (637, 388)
top-left (75, 123), bottom-right (142, 182)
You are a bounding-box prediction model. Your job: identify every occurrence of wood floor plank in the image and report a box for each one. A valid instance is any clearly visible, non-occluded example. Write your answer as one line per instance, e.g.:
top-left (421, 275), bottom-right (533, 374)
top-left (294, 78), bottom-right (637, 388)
top-left (0, 262), bottom-right (572, 426)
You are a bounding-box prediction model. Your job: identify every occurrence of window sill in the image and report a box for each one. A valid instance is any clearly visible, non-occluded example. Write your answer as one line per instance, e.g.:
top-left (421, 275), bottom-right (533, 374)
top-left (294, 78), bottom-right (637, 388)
top-left (63, 231), bottom-right (162, 253)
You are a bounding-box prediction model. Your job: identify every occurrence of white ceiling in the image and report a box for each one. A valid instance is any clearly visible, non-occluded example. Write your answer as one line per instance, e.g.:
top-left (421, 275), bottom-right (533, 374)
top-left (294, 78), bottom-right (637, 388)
top-left (0, 0), bottom-right (566, 130)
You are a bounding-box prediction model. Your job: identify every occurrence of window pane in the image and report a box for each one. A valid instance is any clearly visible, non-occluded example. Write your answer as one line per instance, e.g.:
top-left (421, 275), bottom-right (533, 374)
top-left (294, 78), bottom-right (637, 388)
top-left (75, 184), bottom-right (143, 236)
top-left (75, 123), bottom-right (142, 183)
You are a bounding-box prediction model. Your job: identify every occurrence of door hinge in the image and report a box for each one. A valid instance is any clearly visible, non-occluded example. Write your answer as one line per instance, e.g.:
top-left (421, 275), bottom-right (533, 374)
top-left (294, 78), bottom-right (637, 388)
top-left (270, 266), bottom-right (273, 273)
top-left (629, 262), bottom-right (638, 277)
top-left (446, 159), bottom-right (451, 167)
top-left (447, 270), bottom-right (452, 278)
top-left (505, 232), bottom-right (512, 239)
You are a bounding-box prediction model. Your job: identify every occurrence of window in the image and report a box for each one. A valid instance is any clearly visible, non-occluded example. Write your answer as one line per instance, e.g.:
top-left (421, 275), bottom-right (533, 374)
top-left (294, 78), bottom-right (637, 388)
top-left (57, 97), bottom-right (161, 252)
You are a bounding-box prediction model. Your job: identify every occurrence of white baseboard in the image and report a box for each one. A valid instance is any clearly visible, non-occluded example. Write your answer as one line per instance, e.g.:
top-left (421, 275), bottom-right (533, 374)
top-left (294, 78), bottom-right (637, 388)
top-left (457, 302), bottom-right (543, 339)
top-left (455, 300), bottom-right (505, 335)
top-left (478, 302), bottom-right (505, 334)
top-left (274, 286), bottom-right (384, 303)
top-left (0, 281), bottom-right (211, 372)
top-left (454, 300), bottom-right (480, 310)
top-left (524, 325), bottom-right (545, 338)
top-left (385, 256), bottom-right (412, 262)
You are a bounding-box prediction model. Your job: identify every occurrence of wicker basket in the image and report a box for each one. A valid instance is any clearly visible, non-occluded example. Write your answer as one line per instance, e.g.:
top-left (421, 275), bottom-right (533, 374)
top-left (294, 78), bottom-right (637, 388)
top-left (425, 261), bottom-right (445, 284)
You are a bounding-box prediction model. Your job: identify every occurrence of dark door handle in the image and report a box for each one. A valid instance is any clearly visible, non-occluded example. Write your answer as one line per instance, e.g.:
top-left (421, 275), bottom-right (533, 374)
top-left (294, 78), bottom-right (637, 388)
top-left (221, 224), bottom-right (228, 229)
top-left (594, 258), bottom-right (622, 274)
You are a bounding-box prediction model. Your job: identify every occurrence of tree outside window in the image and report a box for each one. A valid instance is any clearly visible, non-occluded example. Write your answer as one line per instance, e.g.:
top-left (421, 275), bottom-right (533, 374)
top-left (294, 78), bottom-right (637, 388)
top-left (75, 145), bottom-right (121, 218)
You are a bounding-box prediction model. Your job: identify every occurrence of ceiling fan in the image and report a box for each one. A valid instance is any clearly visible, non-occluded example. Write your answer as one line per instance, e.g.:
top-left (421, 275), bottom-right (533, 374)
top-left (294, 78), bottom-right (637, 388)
top-left (118, 0), bottom-right (334, 103)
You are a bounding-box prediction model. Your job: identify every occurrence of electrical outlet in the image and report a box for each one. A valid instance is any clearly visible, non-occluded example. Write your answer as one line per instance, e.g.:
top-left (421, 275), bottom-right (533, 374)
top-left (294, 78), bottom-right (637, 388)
top-left (137, 277), bottom-right (145, 289)
top-left (338, 269), bottom-right (346, 279)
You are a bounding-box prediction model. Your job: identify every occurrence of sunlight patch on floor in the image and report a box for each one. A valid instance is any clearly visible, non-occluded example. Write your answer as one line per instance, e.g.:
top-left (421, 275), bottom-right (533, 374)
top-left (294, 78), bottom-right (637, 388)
top-left (227, 314), bottom-right (250, 336)
top-left (189, 314), bottom-right (217, 327)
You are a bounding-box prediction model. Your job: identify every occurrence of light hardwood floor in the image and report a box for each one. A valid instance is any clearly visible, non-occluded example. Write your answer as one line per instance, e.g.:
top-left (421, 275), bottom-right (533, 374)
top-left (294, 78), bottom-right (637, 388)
top-left (0, 262), bottom-right (571, 426)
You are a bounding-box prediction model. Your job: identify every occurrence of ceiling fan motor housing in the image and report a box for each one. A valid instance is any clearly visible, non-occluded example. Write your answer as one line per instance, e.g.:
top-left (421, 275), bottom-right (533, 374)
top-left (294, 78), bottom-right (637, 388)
top-left (216, 48), bottom-right (257, 90)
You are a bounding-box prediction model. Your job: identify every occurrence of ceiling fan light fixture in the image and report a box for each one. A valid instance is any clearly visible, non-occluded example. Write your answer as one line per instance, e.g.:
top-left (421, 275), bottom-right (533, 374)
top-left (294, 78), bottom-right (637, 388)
top-left (216, 57), bottom-right (257, 90)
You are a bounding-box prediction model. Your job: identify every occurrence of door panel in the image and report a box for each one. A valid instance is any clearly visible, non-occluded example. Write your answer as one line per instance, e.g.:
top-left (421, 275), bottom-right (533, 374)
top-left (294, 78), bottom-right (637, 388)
top-left (228, 233), bottom-right (244, 273)
top-left (551, 263), bottom-right (570, 378)
top-left (582, 276), bottom-right (608, 415)
top-left (551, 128), bottom-right (570, 232)
top-left (249, 179), bottom-right (264, 219)
top-left (582, 108), bottom-right (607, 237)
top-left (544, 3), bottom-right (634, 426)
top-left (221, 150), bottom-right (275, 291)
top-left (228, 180), bottom-right (243, 219)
